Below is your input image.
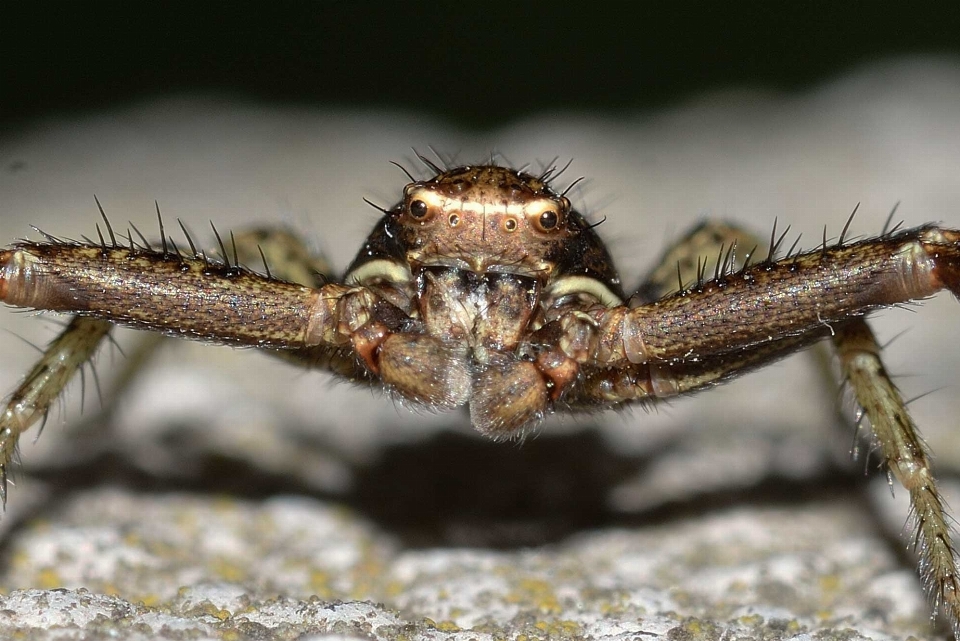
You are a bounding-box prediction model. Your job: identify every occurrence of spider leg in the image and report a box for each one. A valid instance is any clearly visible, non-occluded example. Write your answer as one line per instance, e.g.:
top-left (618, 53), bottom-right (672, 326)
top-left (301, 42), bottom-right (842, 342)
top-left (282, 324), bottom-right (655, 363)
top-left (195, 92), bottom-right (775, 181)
top-left (0, 229), bottom-right (468, 424)
top-left (633, 220), bottom-right (760, 304)
top-left (0, 223), bottom-right (458, 503)
top-left (833, 318), bottom-right (960, 635)
top-left (231, 227), bottom-right (372, 381)
top-left (558, 225), bottom-right (960, 404)
top-left (0, 226), bottom-right (342, 506)
top-left (232, 228), bottom-right (470, 404)
top-left (546, 225), bottom-right (960, 372)
top-left (231, 227), bottom-right (335, 287)
top-left (0, 316), bottom-right (110, 505)
top-left (0, 241), bottom-right (346, 347)
top-left (571, 332), bottom-right (817, 406)
top-left (570, 219), bottom-right (801, 404)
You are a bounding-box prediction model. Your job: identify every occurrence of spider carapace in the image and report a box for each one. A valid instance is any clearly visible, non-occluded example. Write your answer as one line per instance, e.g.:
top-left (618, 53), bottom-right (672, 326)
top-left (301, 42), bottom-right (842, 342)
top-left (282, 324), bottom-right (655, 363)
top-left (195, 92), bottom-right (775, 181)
top-left (3, 162), bottom-right (960, 634)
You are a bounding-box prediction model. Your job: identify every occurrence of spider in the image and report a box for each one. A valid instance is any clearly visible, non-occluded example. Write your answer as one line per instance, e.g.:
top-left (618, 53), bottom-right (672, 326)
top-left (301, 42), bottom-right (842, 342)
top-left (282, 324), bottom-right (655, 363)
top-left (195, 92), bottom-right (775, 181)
top-left (2, 159), bottom-right (960, 635)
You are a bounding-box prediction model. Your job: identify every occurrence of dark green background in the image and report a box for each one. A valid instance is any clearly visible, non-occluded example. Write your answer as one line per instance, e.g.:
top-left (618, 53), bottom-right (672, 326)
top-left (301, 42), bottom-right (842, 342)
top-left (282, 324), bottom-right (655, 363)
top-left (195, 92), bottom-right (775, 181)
top-left (4, 2), bottom-right (960, 130)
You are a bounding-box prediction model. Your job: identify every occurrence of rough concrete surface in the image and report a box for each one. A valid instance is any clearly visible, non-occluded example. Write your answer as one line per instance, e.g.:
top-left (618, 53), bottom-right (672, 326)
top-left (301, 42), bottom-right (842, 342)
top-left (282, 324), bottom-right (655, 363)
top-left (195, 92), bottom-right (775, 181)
top-left (2, 58), bottom-right (960, 639)
top-left (0, 490), bottom-right (932, 640)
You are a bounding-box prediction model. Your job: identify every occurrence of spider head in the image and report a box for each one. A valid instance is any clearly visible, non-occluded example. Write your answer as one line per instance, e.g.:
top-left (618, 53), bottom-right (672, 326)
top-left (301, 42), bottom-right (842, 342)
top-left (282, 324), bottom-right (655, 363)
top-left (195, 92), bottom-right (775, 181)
top-left (346, 165), bottom-right (624, 306)
top-left (394, 165), bottom-right (575, 279)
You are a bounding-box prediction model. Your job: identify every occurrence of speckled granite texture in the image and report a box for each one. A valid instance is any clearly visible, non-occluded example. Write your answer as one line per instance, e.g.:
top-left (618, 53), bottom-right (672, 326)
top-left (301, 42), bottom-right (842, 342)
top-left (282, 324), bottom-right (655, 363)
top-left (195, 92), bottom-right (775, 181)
top-left (0, 491), bottom-right (933, 640)
top-left (2, 58), bottom-right (960, 639)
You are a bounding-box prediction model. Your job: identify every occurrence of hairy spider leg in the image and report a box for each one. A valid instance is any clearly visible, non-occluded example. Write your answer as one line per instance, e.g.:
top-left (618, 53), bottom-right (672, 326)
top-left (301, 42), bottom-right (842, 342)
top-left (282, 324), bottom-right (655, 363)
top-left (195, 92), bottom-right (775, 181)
top-left (834, 319), bottom-right (960, 636)
top-left (0, 225), bottom-right (339, 505)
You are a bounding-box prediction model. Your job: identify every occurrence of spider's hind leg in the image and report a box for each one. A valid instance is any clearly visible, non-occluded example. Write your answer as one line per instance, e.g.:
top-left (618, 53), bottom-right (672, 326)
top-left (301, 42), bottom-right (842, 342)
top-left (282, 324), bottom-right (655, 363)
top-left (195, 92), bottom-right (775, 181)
top-left (632, 220), bottom-right (761, 304)
top-left (0, 316), bottom-right (111, 505)
top-left (231, 227), bottom-right (334, 287)
top-left (833, 318), bottom-right (960, 635)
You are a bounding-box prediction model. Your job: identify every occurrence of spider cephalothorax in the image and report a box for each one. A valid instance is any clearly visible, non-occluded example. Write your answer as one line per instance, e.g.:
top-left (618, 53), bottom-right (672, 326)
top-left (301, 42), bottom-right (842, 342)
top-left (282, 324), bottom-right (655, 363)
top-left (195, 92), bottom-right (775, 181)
top-left (348, 165), bottom-right (623, 293)
top-left (342, 165), bottom-right (625, 433)
top-left (4, 160), bottom-right (960, 634)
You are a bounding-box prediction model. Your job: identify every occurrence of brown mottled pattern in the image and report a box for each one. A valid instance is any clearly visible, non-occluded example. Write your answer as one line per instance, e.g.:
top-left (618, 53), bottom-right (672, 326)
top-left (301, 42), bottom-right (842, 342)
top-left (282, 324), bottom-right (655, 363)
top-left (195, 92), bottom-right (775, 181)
top-left (2, 244), bottom-right (320, 348)
top-left (609, 228), bottom-right (946, 365)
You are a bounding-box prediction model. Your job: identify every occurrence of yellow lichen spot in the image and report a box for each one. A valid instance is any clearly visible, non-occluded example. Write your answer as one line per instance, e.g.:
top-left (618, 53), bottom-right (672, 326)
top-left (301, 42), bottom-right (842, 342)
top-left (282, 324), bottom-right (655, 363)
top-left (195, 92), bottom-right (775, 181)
top-left (672, 618), bottom-right (725, 641)
top-left (348, 556), bottom-right (386, 600)
top-left (209, 557), bottom-right (246, 583)
top-left (174, 509), bottom-right (199, 531)
top-left (10, 550), bottom-right (30, 569)
top-left (786, 619), bottom-right (802, 633)
top-left (384, 580), bottom-right (406, 597)
top-left (506, 578), bottom-right (562, 614)
top-left (726, 579), bottom-right (748, 593)
top-left (533, 620), bottom-right (582, 638)
top-left (683, 620), bottom-right (705, 634)
top-left (737, 613), bottom-right (763, 627)
top-left (36, 567), bottom-right (62, 589)
top-left (816, 609), bottom-right (835, 622)
top-left (308, 570), bottom-right (332, 598)
top-left (136, 593), bottom-right (162, 608)
top-left (195, 600), bottom-right (232, 621)
top-left (145, 539), bottom-right (177, 560)
top-left (430, 620), bottom-right (460, 632)
top-left (819, 574), bottom-right (841, 592)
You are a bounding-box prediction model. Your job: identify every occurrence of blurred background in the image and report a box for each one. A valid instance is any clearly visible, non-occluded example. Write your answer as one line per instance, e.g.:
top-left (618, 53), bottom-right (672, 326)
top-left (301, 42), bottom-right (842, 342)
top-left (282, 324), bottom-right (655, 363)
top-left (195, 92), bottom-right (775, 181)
top-left (4, 1), bottom-right (960, 130)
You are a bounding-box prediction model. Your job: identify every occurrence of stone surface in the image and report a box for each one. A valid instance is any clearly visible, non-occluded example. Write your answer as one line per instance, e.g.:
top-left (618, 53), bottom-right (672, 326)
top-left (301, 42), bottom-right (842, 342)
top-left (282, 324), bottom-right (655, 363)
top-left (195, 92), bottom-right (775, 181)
top-left (0, 491), bottom-right (931, 640)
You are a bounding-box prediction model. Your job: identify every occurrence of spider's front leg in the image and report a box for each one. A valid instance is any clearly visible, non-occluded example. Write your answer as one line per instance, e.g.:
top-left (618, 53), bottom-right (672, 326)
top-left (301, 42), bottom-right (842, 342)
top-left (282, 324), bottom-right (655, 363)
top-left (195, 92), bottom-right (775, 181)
top-left (557, 225), bottom-right (960, 392)
top-left (0, 228), bottom-right (450, 503)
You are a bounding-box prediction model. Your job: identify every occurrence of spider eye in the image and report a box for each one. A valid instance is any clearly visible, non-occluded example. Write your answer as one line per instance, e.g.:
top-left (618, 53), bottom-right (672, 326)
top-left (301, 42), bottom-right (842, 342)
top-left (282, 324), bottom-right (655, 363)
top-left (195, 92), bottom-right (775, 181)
top-left (538, 210), bottom-right (559, 231)
top-left (409, 199), bottom-right (429, 219)
top-left (503, 217), bottom-right (518, 232)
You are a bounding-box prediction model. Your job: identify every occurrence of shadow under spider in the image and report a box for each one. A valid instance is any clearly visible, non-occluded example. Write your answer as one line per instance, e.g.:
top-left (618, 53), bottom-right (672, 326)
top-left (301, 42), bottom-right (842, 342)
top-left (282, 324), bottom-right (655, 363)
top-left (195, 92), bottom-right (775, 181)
top-left (11, 420), bottom-right (867, 550)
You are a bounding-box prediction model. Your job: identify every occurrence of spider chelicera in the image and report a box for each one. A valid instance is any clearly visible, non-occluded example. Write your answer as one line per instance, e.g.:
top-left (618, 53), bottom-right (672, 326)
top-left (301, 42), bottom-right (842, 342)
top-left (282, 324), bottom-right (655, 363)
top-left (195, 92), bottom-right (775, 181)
top-left (2, 159), bottom-right (960, 635)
